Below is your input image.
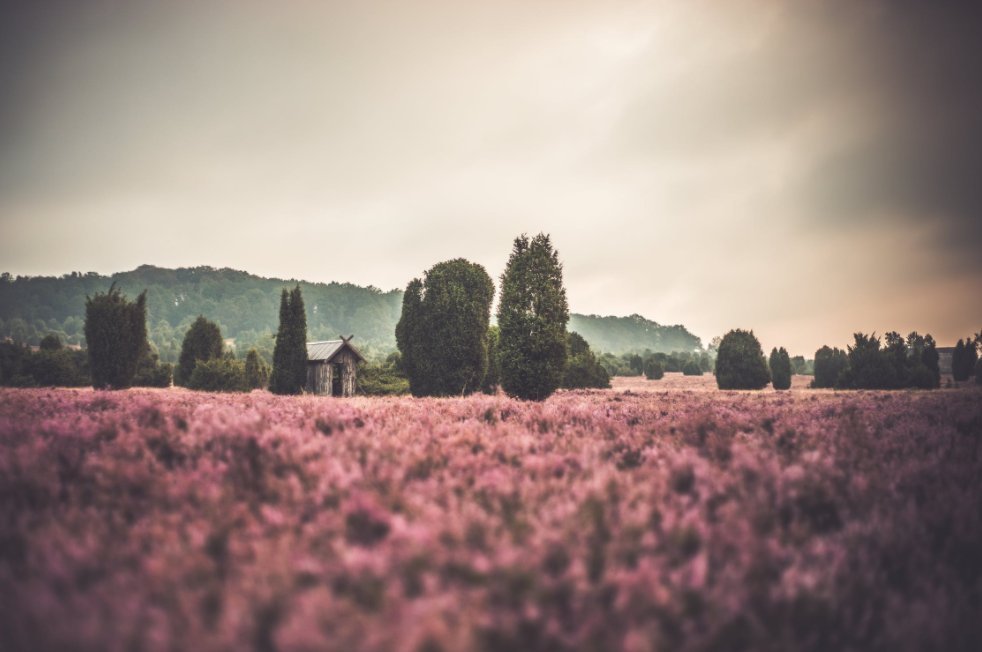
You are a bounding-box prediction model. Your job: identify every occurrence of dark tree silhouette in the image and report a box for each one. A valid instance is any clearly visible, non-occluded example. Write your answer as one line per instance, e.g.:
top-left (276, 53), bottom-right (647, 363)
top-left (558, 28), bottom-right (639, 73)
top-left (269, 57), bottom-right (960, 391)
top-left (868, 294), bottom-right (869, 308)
top-left (497, 234), bottom-right (570, 400)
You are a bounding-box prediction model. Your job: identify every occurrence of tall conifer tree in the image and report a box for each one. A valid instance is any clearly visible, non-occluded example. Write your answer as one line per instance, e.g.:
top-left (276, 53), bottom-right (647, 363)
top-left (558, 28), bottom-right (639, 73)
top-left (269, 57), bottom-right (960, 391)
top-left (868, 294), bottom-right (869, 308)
top-left (952, 339), bottom-right (969, 381)
top-left (270, 285), bottom-right (308, 394)
top-left (497, 233), bottom-right (569, 400)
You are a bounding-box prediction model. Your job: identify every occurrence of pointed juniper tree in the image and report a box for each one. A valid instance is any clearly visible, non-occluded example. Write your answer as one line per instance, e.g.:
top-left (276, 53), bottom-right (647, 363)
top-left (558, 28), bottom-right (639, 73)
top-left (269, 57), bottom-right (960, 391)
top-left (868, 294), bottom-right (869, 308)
top-left (269, 285), bottom-right (308, 394)
top-left (175, 316), bottom-right (224, 386)
top-left (769, 346), bottom-right (792, 390)
top-left (952, 339), bottom-right (971, 381)
top-left (396, 278), bottom-right (426, 392)
top-left (497, 233), bottom-right (569, 400)
top-left (906, 332), bottom-right (940, 389)
top-left (963, 338), bottom-right (979, 382)
top-left (84, 284), bottom-right (149, 389)
top-left (395, 259), bottom-right (494, 396)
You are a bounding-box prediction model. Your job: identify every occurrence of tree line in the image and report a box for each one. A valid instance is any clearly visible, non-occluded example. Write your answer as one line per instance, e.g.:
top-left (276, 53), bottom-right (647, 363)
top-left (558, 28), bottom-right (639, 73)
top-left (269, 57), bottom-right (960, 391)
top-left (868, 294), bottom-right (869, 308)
top-left (0, 265), bottom-right (703, 365)
top-left (810, 332), bottom-right (980, 390)
top-left (395, 234), bottom-right (609, 401)
top-left (2, 244), bottom-right (979, 392)
top-left (0, 281), bottom-right (311, 393)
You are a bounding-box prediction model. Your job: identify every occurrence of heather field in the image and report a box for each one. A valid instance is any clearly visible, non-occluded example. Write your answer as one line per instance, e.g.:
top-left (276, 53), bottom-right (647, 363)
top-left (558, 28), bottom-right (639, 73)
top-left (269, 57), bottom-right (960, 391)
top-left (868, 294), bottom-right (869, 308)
top-left (1, 384), bottom-right (981, 652)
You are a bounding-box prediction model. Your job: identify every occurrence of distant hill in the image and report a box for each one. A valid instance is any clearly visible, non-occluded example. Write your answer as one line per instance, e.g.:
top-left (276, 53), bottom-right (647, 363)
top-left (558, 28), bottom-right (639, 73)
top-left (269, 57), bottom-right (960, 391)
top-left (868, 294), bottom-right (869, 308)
top-left (569, 313), bottom-right (702, 355)
top-left (0, 265), bottom-right (403, 362)
top-left (0, 265), bottom-right (703, 361)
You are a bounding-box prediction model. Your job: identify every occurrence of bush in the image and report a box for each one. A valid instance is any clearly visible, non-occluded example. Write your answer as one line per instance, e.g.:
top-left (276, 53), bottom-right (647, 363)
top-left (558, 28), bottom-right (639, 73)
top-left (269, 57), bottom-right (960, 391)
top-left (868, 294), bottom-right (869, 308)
top-left (176, 316), bottom-right (224, 386)
top-left (0, 341), bottom-right (33, 386)
top-left (39, 334), bottom-right (63, 351)
top-left (396, 259), bottom-right (495, 397)
top-left (835, 332), bottom-right (940, 390)
top-left (562, 332), bottom-right (610, 389)
top-left (644, 359), bottom-right (664, 380)
top-left (952, 338), bottom-right (979, 382)
top-left (244, 349), bottom-right (270, 390)
top-left (358, 358), bottom-right (410, 396)
top-left (84, 284), bottom-right (148, 390)
top-left (812, 346), bottom-right (848, 388)
top-left (769, 347), bottom-right (792, 390)
top-left (976, 358), bottom-right (982, 385)
top-left (715, 330), bottom-right (770, 390)
top-left (132, 345), bottom-right (172, 387)
top-left (682, 360), bottom-right (703, 376)
top-left (497, 234), bottom-right (569, 400)
top-left (29, 349), bottom-right (89, 387)
top-left (187, 358), bottom-right (248, 392)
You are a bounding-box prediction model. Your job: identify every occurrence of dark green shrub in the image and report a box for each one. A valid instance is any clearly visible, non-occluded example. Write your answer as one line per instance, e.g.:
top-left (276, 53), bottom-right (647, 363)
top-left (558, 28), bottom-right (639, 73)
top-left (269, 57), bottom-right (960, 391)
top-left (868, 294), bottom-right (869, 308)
top-left (244, 349), bottom-right (270, 390)
top-left (769, 347), bottom-right (792, 390)
top-left (599, 352), bottom-right (633, 377)
top-left (357, 357), bottom-right (410, 396)
top-left (906, 332), bottom-right (940, 388)
top-left (623, 353), bottom-right (643, 375)
top-left (835, 332), bottom-right (941, 390)
top-left (270, 285), bottom-right (308, 395)
top-left (682, 360), bottom-right (703, 376)
top-left (497, 234), bottom-right (569, 400)
top-left (838, 333), bottom-right (893, 389)
top-left (39, 334), bottom-right (63, 351)
top-left (975, 358), bottom-right (982, 385)
top-left (176, 316), bottom-right (224, 386)
top-left (396, 259), bottom-right (495, 397)
top-left (908, 363), bottom-right (938, 389)
top-left (84, 284), bottom-right (148, 390)
top-left (0, 341), bottom-right (33, 386)
top-left (812, 346), bottom-right (848, 388)
top-left (187, 358), bottom-right (248, 392)
top-left (715, 330), bottom-right (770, 390)
top-left (133, 345), bottom-right (172, 387)
top-left (562, 332), bottom-right (610, 389)
top-left (952, 338), bottom-right (978, 382)
top-left (644, 358), bottom-right (664, 380)
top-left (29, 349), bottom-right (89, 387)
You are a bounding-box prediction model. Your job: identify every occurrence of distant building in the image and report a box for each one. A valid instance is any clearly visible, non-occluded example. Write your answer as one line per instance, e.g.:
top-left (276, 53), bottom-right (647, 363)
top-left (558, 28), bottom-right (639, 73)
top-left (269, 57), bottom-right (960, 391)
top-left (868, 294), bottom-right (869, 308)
top-left (937, 347), bottom-right (955, 376)
top-left (306, 337), bottom-right (365, 396)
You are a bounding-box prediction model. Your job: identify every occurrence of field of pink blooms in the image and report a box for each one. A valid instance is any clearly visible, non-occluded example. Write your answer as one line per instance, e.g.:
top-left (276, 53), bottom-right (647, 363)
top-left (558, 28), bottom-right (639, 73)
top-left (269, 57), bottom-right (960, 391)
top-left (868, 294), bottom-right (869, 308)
top-left (1, 383), bottom-right (981, 652)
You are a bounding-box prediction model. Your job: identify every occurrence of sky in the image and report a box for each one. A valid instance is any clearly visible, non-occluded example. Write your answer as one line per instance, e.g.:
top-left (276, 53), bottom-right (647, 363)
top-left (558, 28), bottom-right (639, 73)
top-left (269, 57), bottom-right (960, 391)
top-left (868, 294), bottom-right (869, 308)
top-left (1, 0), bottom-right (980, 355)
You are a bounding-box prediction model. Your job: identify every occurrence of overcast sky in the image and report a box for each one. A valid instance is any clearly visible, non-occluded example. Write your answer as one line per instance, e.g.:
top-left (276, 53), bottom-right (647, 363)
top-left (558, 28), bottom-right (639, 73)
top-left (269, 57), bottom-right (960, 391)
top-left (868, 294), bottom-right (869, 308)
top-left (1, 0), bottom-right (980, 355)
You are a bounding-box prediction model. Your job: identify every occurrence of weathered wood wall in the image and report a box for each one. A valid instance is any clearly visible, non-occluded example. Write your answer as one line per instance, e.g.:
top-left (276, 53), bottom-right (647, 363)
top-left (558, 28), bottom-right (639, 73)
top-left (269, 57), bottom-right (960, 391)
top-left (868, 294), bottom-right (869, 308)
top-left (306, 350), bottom-right (358, 396)
top-left (336, 350), bottom-right (358, 397)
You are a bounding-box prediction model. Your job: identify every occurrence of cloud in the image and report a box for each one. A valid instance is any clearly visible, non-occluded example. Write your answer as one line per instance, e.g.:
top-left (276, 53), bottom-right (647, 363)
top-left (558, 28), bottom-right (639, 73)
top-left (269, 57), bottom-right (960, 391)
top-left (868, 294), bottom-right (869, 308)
top-left (0, 0), bottom-right (979, 354)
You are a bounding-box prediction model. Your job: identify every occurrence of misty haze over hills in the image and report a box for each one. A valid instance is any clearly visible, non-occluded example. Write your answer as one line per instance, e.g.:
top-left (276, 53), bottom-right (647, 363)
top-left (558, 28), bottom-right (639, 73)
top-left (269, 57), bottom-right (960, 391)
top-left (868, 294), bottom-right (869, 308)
top-left (0, 265), bottom-right (701, 362)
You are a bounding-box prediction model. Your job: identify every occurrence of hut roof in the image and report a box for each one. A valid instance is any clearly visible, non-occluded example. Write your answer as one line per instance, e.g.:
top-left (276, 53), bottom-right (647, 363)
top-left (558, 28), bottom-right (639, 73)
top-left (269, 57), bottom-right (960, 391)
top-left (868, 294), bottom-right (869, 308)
top-left (306, 339), bottom-right (365, 363)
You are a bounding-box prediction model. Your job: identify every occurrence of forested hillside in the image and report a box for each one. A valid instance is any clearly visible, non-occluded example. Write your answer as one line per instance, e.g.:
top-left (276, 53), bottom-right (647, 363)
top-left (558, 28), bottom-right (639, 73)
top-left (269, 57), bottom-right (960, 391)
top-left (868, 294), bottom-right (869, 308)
top-left (0, 266), bottom-right (705, 362)
top-left (0, 266), bottom-right (402, 363)
top-left (568, 313), bottom-right (702, 354)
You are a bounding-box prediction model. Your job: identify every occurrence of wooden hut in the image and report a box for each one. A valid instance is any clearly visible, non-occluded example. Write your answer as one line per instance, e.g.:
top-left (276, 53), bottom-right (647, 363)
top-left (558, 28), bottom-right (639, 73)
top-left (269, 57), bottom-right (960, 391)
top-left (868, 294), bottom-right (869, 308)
top-left (306, 337), bottom-right (365, 396)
